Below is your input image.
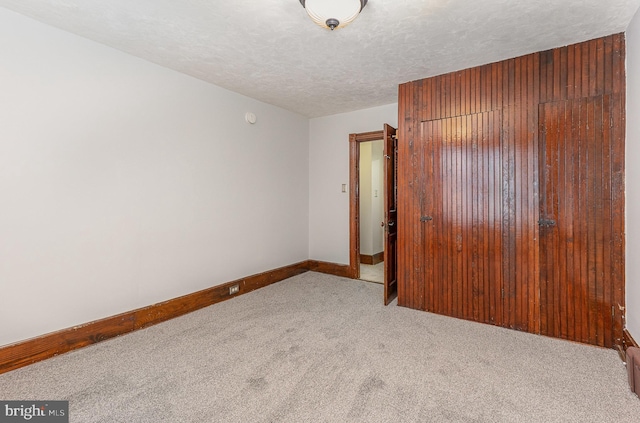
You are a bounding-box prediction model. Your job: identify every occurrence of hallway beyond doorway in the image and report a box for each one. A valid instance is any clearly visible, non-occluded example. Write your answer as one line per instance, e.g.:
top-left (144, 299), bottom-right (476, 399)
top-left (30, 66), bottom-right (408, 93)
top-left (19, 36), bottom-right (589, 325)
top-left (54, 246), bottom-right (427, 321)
top-left (360, 262), bottom-right (383, 284)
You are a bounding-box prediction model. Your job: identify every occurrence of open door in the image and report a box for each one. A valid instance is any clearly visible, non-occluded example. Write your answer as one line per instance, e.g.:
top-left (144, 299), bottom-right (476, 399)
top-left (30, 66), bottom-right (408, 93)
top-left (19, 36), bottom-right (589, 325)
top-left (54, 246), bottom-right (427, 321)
top-left (383, 124), bottom-right (398, 305)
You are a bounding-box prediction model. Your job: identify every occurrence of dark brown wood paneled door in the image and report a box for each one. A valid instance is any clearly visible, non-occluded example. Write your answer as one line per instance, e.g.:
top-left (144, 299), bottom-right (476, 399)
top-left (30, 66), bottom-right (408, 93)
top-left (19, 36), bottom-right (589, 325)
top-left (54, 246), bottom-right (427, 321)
top-left (397, 34), bottom-right (625, 348)
top-left (539, 95), bottom-right (624, 348)
top-left (383, 124), bottom-right (398, 305)
top-left (421, 111), bottom-right (507, 325)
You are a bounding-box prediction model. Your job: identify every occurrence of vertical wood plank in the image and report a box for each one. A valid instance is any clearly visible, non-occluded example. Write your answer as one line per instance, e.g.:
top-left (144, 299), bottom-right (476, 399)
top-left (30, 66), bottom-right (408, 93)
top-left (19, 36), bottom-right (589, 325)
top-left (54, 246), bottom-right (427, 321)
top-left (602, 94), bottom-right (613, 346)
top-left (586, 98), bottom-right (597, 345)
top-left (560, 46), bottom-right (568, 100)
top-left (531, 52), bottom-right (541, 334)
top-left (579, 98), bottom-right (589, 343)
top-left (589, 40), bottom-right (597, 97)
top-left (553, 48), bottom-right (561, 102)
top-left (415, 80), bottom-right (424, 310)
top-left (571, 98), bottom-right (585, 343)
top-left (397, 82), bottom-right (406, 307)
top-left (567, 46), bottom-right (575, 100)
top-left (491, 109), bottom-right (498, 325)
top-left (482, 111), bottom-right (490, 323)
top-left (557, 100), bottom-right (568, 340)
top-left (564, 101), bottom-right (576, 342)
top-left (422, 121), bottom-right (433, 312)
top-left (594, 96), bottom-right (606, 346)
top-left (610, 33), bottom-right (625, 346)
top-left (581, 41), bottom-right (590, 99)
top-left (444, 115), bottom-right (453, 315)
top-left (454, 113), bottom-right (460, 316)
top-left (575, 43), bottom-right (583, 99)
top-left (596, 38), bottom-right (605, 96)
top-left (472, 112), bottom-right (480, 321)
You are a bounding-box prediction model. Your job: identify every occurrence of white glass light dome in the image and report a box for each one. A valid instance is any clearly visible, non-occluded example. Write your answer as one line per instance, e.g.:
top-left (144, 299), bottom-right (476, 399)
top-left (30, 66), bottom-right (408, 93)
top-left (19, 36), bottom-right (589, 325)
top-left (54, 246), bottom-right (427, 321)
top-left (299, 0), bottom-right (368, 30)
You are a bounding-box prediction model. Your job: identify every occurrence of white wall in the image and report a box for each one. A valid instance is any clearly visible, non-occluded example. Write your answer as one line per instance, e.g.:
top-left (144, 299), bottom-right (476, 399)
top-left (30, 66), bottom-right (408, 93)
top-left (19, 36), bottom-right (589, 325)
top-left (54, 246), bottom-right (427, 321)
top-left (359, 140), bottom-right (384, 256)
top-left (309, 104), bottom-right (398, 264)
top-left (0, 8), bottom-right (309, 347)
top-left (359, 143), bottom-right (373, 255)
top-left (371, 141), bottom-right (384, 255)
top-left (626, 8), bottom-right (640, 342)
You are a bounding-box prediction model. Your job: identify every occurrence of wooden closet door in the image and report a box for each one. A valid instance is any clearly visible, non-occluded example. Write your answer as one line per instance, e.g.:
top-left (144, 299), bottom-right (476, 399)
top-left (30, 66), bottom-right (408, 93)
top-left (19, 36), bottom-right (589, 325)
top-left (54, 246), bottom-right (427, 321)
top-left (421, 111), bottom-right (505, 325)
top-left (397, 34), bottom-right (625, 348)
top-left (539, 95), bottom-right (624, 348)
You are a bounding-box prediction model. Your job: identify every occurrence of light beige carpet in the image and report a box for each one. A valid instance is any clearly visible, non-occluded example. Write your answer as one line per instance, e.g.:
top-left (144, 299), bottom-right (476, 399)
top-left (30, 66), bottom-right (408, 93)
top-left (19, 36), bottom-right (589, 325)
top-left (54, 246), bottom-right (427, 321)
top-left (1, 271), bottom-right (639, 422)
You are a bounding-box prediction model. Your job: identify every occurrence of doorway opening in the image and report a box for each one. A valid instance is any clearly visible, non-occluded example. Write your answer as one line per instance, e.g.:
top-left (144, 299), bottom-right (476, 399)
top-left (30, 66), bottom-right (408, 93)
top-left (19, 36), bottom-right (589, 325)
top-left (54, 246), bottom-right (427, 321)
top-left (349, 124), bottom-right (397, 304)
top-left (358, 138), bottom-right (385, 284)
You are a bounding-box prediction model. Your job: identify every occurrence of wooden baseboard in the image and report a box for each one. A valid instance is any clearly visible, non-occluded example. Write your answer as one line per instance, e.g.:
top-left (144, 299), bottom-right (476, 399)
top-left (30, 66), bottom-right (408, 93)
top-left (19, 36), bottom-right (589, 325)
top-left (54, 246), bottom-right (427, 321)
top-left (360, 252), bottom-right (384, 265)
top-left (625, 329), bottom-right (639, 349)
top-left (625, 329), bottom-right (640, 349)
top-left (0, 261), bottom-right (309, 375)
top-left (616, 329), bottom-right (640, 362)
top-left (360, 254), bottom-right (373, 265)
top-left (307, 260), bottom-right (351, 278)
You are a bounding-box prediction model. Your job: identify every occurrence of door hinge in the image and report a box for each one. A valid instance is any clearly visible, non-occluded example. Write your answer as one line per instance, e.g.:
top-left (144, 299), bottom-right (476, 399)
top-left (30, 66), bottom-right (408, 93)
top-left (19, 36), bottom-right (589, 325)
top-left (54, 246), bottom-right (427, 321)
top-left (538, 218), bottom-right (556, 227)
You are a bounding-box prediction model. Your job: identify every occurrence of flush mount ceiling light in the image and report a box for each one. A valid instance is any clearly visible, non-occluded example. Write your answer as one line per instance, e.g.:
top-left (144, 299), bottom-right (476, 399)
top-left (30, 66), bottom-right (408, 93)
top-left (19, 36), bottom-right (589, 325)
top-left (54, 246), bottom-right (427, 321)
top-left (299, 0), bottom-right (368, 31)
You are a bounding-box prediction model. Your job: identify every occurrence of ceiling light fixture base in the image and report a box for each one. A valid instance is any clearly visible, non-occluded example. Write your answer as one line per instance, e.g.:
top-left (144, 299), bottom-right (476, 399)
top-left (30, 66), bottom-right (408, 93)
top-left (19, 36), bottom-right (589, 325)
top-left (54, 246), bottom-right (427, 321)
top-left (299, 0), bottom-right (368, 31)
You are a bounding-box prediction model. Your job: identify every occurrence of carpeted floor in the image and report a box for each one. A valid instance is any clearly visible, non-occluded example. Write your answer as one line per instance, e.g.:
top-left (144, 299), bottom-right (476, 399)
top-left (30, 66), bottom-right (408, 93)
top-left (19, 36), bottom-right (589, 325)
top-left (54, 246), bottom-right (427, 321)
top-left (1, 271), bottom-right (639, 422)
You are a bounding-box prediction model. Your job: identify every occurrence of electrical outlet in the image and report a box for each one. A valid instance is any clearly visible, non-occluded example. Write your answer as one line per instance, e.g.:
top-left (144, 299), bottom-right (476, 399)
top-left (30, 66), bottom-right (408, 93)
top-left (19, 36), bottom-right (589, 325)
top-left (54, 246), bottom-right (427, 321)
top-left (229, 284), bottom-right (239, 295)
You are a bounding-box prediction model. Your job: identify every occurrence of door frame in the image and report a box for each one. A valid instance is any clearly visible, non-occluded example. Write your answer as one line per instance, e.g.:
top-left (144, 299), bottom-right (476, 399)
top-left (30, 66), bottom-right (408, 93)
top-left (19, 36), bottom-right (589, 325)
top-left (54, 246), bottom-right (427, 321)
top-left (348, 130), bottom-right (384, 280)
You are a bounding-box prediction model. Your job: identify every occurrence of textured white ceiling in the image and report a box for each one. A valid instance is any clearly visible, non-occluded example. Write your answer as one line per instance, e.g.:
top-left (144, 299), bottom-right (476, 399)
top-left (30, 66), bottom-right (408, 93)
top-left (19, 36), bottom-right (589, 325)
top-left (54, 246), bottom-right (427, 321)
top-left (1, 0), bottom-right (639, 117)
